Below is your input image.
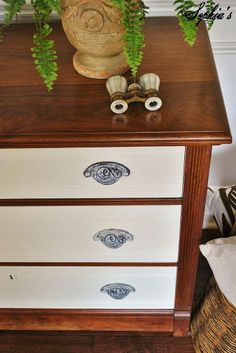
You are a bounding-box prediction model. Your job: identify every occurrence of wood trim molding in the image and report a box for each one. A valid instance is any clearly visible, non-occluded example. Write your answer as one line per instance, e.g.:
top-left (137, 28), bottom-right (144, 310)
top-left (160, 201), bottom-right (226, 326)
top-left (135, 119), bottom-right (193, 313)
top-left (173, 311), bottom-right (191, 337)
top-left (0, 198), bottom-right (182, 206)
top-left (4, 195), bottom-right (211, 229)
top-left (211, 41), bottom-right (236, 54)
top-left (0, 308), bottom-right (174, 332)
top-left (174, 145), bottom-right (212, 335)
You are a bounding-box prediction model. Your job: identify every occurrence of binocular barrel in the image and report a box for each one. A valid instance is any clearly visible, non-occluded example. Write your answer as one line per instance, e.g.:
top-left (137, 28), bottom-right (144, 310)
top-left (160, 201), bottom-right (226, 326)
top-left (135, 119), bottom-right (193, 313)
top-left (106, 73), bottom-right (162, 113)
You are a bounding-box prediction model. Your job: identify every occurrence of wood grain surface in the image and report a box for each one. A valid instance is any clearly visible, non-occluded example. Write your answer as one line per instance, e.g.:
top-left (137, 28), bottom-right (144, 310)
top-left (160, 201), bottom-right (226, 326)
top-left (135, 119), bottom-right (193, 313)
top-left (0, 309), bottom-right (174, 332)
top-left (0, 18), bottom-right (231, 147)
top-left (0, 331), bottom-right (196, 353)
top-left (174, 146), bottom-right (212, 336)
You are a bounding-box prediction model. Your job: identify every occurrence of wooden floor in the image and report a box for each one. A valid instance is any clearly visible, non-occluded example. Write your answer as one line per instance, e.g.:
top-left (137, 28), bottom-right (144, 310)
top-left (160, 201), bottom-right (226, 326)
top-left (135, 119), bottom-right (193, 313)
top-left (0, 331), bottom-right (197, 353)
top-left (0, 248), bottom-right (212, 353)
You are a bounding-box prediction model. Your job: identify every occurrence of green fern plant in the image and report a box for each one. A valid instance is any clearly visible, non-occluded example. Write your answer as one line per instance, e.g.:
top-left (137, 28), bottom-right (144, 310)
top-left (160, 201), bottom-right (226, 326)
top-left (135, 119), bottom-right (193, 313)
top-left (1, 0), bottom-right (217, 90)
top-left (174, 0), bottom-right (217, 46)
top-left (112, 0), bottom-right (147, 78)
top-left (0, 0), bottom-right (26, 30)
top-left (173, 0), bottom-right (199, 46)
top-left (31, 0), bottom-right (61, 91)
top-left (1, 0), bottom-right (60, 91)
top-left (205, 0), bottom-right (215, 30)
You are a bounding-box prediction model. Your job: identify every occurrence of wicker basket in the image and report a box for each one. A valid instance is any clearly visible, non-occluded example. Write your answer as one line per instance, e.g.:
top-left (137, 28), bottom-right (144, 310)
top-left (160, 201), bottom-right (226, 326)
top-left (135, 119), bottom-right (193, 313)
top-left (191, 276), bottom-right (236, 353)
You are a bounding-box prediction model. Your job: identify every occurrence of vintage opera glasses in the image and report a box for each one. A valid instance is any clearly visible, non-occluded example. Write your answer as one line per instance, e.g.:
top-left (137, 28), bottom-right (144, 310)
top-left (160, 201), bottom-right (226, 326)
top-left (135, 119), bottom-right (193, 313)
top-left (106, 73), bottom-right (162, 114)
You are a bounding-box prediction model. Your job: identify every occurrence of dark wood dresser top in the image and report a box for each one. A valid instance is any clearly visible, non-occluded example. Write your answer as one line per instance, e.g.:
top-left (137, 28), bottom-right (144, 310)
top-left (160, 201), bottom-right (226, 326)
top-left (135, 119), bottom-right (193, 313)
top-left (0, 17), bottom-right (231, 148)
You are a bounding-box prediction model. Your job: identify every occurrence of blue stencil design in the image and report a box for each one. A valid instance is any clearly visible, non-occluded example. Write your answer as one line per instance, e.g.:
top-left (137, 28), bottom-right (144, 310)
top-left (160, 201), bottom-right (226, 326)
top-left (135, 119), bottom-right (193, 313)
top-left (101, 283), bottom-right (136, 300)
top-left (83, 162), bottom-right (130, 185)
top-left (93, 229), bottom-right (134, 249)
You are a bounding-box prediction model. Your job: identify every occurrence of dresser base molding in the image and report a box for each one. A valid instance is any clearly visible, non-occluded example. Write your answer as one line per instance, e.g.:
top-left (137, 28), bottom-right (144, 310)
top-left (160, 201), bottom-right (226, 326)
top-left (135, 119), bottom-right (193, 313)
top-left (0, 309), bottom-right (175, 333)
top-left (173, 311), bottom-right (191, 337)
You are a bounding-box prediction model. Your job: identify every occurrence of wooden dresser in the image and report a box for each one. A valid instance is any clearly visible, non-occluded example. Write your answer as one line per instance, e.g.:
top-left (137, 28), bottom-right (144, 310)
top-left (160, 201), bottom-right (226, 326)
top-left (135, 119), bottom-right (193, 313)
top-left (0, 18), bottom-right (231, 336)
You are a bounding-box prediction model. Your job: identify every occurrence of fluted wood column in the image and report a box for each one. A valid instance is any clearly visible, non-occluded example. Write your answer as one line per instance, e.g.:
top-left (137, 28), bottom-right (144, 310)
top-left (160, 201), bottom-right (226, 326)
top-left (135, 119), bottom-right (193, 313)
top-left (174, 146), bottom-right (212, 337)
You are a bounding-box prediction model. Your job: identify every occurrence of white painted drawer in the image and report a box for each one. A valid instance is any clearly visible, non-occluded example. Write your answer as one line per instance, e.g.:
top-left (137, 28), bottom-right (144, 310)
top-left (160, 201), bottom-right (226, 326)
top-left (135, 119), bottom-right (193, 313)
top-left (0, 147), bottom-right (185, 198)
top-left (0, 205), bottom-right (181, 262)
top-left (0, 267), bottom-right (177, 309)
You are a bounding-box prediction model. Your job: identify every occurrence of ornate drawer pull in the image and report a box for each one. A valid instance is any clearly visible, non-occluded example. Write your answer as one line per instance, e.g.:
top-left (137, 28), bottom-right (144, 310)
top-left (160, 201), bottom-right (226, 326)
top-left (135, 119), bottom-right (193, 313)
top-left (93, 229), bottom-right (134, 249)
top-left (101, 283), bottom-right (135, 300)
top-left (83, 162), bottom-right (130, 185)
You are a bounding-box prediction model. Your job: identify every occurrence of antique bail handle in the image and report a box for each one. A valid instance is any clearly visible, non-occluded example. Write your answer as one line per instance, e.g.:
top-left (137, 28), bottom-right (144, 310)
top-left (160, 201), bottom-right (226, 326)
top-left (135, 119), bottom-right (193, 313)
top-left (93, 229), bottom-right (134, 249)
top-left (83, 161), bottom-right (130, 185)
top-left (101, 283), bottom-right (136, 300)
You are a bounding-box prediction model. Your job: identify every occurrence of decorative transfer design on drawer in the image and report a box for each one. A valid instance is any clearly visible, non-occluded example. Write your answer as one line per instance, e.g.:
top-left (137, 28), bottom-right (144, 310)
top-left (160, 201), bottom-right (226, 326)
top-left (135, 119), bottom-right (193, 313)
top-left (93, 229), bottom-right (134, 249)
top-left (100, 283), bottom-right (136, 300)
top-left (83, 162), bottom-right (130, 185)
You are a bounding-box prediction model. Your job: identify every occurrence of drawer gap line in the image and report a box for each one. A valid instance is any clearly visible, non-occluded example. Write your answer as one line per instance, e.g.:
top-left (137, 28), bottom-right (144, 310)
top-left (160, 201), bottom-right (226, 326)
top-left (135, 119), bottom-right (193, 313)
top-left (0, 198), bottom-right (182, 206)
top-left (0, 262), bottom-right (178, 267)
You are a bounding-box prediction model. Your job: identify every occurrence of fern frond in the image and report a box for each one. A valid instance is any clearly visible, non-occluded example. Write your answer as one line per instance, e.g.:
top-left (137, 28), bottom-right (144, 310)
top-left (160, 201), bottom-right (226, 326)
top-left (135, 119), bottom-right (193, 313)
top-left (206, 0), bottom-right (216, 30)
top-left (31, 0), bottom-right (61, 91)
top-left (32, 24), bottom-right (58, 92)
top-left (112, 0), bottom-right (145, 78)
top-left (173, 0), bottom-right (198, 46)
top-left (0, 0), bottom-right (26, 39)
top-left (2, 0), bottom-right (26, 25)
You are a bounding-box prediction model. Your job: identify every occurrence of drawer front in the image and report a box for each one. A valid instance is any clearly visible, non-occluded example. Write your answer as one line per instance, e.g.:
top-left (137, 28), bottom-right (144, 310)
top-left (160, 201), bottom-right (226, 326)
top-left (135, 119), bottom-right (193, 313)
top-left (0, 267), bottom-right (177, 309)
top-left (0, 147), bottom-right (185, 198)
top-left (0, 206), bottom-right (181, 262)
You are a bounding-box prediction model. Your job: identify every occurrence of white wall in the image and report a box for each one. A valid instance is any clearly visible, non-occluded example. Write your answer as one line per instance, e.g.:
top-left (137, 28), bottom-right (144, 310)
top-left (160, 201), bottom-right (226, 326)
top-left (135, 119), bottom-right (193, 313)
top-left (0, 0), bottom-right (235, 187)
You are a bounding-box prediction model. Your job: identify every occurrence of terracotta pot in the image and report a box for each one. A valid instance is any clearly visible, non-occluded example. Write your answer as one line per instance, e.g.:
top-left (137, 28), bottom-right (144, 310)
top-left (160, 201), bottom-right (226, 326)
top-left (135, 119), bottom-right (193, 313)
top-left (61, 0), bottom-right (129, 79)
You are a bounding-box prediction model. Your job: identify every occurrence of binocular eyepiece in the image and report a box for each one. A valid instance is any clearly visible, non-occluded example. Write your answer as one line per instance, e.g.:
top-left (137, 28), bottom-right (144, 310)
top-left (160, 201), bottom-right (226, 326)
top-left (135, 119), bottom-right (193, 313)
top-left (106, 73), bottom-right (162, 114)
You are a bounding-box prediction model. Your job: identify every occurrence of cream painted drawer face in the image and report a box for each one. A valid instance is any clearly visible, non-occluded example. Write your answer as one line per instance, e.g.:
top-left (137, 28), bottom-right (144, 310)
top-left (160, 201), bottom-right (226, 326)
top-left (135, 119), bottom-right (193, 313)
top-left (0, 267), bottom-right (177, 309)
top-left (0, 147), bottom-right (185, 198)
top-left (0, 205), bottom-right (181, 262)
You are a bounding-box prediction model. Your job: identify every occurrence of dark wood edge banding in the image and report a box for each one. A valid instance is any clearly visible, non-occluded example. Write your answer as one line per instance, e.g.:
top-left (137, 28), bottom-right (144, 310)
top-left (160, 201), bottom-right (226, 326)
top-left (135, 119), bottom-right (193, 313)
top-left (0, 308), bottom-right (174, 332)
top-left (0, 134), bottom-right (232, 149)
top-left (174, 145), bottom-right (212, 336)
top-left (0, 198), bottom-right (182, 206)
top-left (0, 262), bottom-right (178, 267)
top-left (0, 308), bottom-right (174, 315)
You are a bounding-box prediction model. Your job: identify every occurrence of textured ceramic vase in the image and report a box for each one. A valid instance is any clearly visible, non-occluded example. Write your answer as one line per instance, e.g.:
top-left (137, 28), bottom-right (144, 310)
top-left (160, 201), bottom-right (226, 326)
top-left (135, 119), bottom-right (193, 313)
top-left (61, 0), bottom-right (129, 79)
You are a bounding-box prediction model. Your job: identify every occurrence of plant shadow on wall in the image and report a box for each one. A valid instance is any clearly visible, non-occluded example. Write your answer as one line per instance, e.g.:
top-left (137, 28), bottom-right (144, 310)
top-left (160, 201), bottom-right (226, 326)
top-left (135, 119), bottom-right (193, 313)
top-left (0, 0), bottom-right (220, 91)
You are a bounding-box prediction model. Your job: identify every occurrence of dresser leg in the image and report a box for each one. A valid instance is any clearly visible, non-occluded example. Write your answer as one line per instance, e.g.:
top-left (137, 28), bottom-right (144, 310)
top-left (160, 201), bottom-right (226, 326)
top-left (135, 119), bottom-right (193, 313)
top-left (173, 146), bottom-right (212, 337)
top-left (173, 311), bottom-right (191, 337)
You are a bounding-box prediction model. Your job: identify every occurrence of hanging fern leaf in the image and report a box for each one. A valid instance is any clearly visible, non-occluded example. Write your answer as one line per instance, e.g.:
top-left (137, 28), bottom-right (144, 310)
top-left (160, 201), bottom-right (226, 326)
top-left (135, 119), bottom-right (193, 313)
top-left (1, 0), bottom-right (26, 25)
top-left (31, 0), bottom-right (61, 91)
top-left (32, 23), bottom-right (58, 92)
top-left (206, 0), bottom-right (216, 30)
top-left (1, 0), bottom-right (217, 89)
top-left (1, 0), bottom-right (60, 91)
top-left (112, 0), bottom-right (146, 78)
top-left (174, 0), bottom-right (198, 46)
top-left (0, 0), bottom-right (26, 39)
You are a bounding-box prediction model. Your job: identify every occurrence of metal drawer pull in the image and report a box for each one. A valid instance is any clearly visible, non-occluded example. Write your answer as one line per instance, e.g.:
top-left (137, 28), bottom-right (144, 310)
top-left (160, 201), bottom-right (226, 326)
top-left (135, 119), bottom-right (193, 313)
top-left (83, 162), bottom-right (130, 185)
top-left (101, 283), bottom-right (135, 300)
top-left (93, 229), bottom-right (134, 249)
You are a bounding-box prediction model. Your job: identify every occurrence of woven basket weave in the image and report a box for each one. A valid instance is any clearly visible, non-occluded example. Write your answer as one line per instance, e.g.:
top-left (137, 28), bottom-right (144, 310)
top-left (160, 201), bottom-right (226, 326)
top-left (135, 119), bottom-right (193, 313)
top-left (191, 276), bottom-right (236, 353)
